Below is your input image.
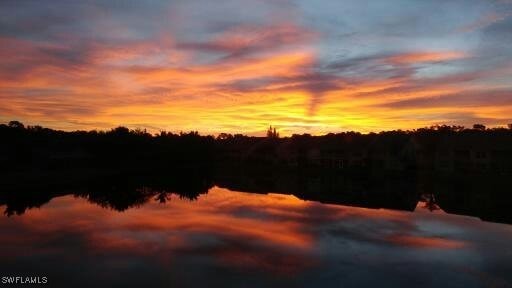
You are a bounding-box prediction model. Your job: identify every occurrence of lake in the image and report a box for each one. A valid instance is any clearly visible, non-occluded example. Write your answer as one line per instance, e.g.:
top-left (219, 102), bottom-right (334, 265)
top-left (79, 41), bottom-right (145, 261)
top-left (1, 180), bottom-right (512, 288)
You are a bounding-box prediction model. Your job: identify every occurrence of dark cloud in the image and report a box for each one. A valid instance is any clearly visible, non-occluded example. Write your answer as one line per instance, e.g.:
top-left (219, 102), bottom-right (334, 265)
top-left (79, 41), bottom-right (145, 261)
top-left (0, 38), bottom-right (98, 82)
top-left (476, 15), bottom-right (512, 63)
top-left (176, 23), bottom-right (317, 60)
top-left (324, 51), bottom-right (466, 81)
top-left (378, 89), bottom-right (512, 109)
top-left (354, 69), bottom-right (488, 99)
top-left (0, 1), bottom-right (78, 40)
top-left (214, 70), bottom-right (343, 115)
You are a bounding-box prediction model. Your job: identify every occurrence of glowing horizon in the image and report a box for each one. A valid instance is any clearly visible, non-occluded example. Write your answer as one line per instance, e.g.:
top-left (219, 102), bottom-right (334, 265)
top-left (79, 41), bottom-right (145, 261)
top-left (1, 1), bottom-right (512, 136)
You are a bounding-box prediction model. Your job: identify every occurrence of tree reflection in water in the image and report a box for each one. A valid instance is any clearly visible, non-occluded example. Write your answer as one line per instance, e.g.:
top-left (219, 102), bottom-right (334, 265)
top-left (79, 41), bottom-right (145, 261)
top-left (1, 169), bottom-right (510, 225)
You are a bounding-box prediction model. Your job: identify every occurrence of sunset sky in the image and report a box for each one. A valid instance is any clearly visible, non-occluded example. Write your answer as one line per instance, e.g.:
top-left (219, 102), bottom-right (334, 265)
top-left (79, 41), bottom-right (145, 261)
top-left (1, 0), bottom-right (512, 135)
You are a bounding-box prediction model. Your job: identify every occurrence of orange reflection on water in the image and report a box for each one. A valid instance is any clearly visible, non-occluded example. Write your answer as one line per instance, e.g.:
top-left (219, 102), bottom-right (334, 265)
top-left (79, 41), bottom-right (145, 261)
top-left (386, 234), bottom-right (466, 249)
top-left (0, 186), bottom-right (477, 276)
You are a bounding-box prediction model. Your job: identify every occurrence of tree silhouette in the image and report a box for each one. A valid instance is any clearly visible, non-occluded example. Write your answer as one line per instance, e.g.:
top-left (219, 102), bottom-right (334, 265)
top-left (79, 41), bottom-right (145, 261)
top-left (266, 125), bottom-right (279, 138)
top-left (8, 120), bottom-right (24, 129)
top-left (473, 124), bottom-right (486, 130)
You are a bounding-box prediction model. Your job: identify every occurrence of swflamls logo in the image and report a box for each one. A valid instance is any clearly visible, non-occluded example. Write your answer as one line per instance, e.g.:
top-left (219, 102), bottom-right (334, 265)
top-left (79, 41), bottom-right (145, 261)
top-left (1, 276), bottom-right (48, 284)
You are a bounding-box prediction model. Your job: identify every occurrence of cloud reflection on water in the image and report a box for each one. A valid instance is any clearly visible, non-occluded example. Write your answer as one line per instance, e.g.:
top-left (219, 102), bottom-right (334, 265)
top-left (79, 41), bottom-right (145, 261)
top-left (1, 187), bottom-right (512, 287)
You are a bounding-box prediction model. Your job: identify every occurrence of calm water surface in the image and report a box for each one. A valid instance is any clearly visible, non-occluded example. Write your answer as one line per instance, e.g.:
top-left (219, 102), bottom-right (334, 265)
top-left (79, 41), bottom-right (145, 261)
top-left (1, 187), bottom-right (512, 288)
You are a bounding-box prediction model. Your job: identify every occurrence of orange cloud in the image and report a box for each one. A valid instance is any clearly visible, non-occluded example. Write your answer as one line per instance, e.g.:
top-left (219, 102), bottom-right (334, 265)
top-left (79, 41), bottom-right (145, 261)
top-left (385, 51), bottom-right (469, 65)
top-left (456, 12), bottom-right (512, 33)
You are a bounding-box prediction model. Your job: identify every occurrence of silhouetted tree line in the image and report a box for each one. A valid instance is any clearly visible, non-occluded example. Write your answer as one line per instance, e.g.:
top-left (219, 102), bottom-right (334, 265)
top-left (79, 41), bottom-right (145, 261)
top-left (0, 121), bottom-right (215, 172)
top-left (216, 124), bottom-right (512, 174)
top-left (2, 121), bottom-right (512, 174)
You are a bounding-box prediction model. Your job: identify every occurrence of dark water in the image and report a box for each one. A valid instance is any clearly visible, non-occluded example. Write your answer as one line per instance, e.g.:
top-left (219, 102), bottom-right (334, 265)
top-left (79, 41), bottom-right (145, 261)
top-left (1, 181), bottom-right (512, 287)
